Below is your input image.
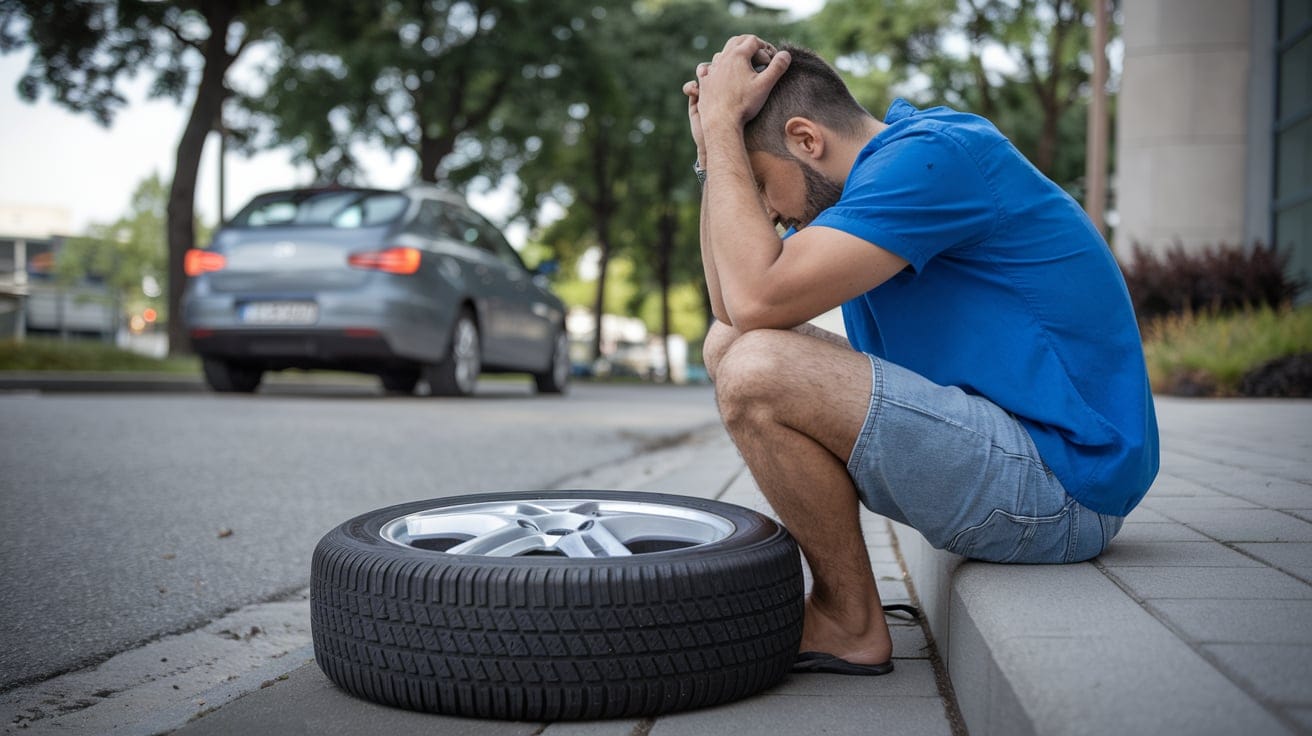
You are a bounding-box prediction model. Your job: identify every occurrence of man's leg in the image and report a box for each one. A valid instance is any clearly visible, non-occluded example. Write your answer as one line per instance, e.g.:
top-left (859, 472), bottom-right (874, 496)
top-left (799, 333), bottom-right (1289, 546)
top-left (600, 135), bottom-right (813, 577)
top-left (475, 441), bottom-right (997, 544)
top-left (710, 326), bottom-right (890, 665)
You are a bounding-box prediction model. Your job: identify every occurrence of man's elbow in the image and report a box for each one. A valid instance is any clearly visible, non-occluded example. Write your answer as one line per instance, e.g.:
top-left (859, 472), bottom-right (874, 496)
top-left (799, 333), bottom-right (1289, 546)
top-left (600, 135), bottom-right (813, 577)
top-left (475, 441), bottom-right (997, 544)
top-left (726, 297), bottom-right (797, 333)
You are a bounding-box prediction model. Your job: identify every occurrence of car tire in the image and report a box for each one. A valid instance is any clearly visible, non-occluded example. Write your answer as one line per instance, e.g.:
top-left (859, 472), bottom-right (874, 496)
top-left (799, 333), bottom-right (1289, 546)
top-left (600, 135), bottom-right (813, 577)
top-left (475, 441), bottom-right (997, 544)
top-left (380, 369), bottom-right (420, 395)
top-left (310, 490), bottom-right (804, 721)
top-left (425, 309), bottom-right (479, 397)
top-left (201, 357), bottom-right (263, 393)
top-left (533, 330), bottom-right (570, 395)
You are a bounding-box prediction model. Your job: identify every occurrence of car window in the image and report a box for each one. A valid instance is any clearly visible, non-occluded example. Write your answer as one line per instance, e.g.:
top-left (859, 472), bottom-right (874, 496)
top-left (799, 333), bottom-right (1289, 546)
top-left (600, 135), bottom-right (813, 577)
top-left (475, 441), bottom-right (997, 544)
top-left (233, 191), bottom-right (409, 228)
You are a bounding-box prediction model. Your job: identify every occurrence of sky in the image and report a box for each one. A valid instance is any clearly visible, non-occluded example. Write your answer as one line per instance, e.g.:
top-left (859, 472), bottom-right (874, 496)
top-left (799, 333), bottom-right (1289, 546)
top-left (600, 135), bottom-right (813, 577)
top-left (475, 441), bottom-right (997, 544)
top-left (0, 1), bottom-right (823, 241)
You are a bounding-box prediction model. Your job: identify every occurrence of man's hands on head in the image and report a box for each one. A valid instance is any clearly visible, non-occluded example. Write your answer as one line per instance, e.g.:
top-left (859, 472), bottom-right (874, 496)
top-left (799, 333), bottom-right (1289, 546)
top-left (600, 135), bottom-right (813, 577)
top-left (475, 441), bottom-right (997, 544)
top-left (685, 35), bottom-right (790, 140)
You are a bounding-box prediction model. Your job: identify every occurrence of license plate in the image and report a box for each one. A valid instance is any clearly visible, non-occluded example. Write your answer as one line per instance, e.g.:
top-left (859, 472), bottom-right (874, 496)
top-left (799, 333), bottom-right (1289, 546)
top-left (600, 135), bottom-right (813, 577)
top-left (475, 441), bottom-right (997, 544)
top-left (240, 301), bottom-right (318, 325)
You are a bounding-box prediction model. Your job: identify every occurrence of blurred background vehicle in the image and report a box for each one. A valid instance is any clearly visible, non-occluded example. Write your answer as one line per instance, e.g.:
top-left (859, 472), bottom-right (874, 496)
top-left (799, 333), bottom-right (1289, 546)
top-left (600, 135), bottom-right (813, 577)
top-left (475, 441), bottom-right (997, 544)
top-left (182, 185), bottom-right (569, 396)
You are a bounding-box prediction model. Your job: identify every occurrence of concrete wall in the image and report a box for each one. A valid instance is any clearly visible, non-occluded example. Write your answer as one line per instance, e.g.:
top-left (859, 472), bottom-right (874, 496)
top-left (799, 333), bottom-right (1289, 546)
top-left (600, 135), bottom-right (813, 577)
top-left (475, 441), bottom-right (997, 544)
top-left (1115, 0), bottom-right (1255, 254)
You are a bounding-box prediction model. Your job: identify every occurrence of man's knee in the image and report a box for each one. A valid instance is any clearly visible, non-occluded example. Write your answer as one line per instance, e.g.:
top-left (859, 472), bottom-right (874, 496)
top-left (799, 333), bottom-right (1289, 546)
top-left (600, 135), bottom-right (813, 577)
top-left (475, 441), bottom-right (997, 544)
top-left (714, 330), bottom-right (791, 426)
top-left (702, 321), bottom-right (743, 383)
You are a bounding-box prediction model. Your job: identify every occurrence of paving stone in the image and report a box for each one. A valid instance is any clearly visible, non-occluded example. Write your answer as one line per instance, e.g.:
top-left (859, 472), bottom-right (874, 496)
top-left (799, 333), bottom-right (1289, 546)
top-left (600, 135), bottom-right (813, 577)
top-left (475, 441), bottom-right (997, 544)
top-left (650, 694), bottom-right (950, 736)
top-left (1104, 566), bottom-right (1312, 600)
top-left (1122, 507), bottom-right (1175, 523)
top-left (1111, 522), bottom-right (1210, 543)
top-left (1234, 543), bottom-right (1312, 583)
top-left (890, 619), bottom-right (932, 659)
top-left (1098, 541), bottom-right (1264, 568)
top-left (1149, 599), bottom-right (1312, 644)
top-left (1159, 509), bottom-right (1312, 543)
top-left (1144, 474), bottom-right (1224, 497)
top-left (949, 563), bottom-right (1292, 736)
top-left (1141, 496), bottom-right (1261, 512)
top-left (1287, 707), bottom-right (1312, 732)
top-left (1226, 481), bottom-right (1312, 510)
top-left (542, 722), bottom-right (641, 736)
top-left (1201, 644), bottom-right (1312, 706)
top-left (877, 576), bottom-right (912, 604)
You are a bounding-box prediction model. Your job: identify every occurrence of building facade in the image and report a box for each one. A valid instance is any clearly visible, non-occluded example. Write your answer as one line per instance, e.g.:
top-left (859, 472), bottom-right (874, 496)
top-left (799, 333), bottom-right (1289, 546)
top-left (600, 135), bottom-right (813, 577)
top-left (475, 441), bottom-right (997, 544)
top-left (1116, 0), bottom-right (1310, 292)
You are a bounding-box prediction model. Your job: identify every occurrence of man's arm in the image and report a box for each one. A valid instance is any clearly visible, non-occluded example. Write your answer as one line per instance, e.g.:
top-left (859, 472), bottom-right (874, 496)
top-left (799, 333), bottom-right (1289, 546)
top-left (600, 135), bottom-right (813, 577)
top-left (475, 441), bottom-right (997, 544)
top-left (696, 36), bottom-right (906, 331)
top-left (684, 77), bottom-right (731, 325)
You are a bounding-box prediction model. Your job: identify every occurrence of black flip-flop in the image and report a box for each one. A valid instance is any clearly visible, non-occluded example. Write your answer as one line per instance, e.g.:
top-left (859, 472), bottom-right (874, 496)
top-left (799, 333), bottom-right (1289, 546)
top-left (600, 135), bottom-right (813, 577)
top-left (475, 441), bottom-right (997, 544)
top-left (790, 604), bottom-right (922, 676)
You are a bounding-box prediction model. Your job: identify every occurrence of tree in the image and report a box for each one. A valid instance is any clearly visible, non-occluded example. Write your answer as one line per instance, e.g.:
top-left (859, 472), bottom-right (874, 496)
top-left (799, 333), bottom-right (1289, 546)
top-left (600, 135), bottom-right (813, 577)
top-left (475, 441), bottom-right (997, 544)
top-left (57, 173), bottom-right (172, 309)
top-left (240, 0), bottom-right (594, 186)
top-left (1, 0), bottom-right (288, 355)
top-left (808, 0), bottom-right (1105, 190)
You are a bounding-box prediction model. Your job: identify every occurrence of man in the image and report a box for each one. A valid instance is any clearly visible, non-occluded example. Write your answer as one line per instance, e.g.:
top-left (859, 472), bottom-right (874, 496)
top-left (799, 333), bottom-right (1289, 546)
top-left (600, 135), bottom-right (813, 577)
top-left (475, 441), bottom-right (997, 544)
top-left (683, 36), bottom-right (1158, 676)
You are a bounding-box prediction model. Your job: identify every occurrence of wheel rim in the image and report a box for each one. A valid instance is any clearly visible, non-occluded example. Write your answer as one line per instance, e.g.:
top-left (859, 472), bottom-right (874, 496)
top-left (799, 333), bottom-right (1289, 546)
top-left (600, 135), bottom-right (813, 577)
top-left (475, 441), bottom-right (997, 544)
top-left (380, 498), bottom-right (735, 558)
top-left (552, 333), bottom-right (569, 387)
top-left (453, 317), bottom-right (479, 393)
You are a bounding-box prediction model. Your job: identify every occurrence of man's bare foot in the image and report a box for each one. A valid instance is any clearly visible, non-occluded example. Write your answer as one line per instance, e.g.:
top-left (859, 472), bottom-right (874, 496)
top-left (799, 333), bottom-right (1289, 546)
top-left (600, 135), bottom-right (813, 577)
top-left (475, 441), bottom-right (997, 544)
top-left (798, 595), bottom-right (893, 664)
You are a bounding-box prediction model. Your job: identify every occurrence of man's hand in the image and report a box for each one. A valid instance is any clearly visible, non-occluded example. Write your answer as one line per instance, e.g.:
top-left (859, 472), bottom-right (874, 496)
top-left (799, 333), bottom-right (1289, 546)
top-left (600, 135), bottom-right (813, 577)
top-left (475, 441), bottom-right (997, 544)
top-left (682, 76), bottom-right (707, 165)
top-left (694, 35), bottom-right (790, 133)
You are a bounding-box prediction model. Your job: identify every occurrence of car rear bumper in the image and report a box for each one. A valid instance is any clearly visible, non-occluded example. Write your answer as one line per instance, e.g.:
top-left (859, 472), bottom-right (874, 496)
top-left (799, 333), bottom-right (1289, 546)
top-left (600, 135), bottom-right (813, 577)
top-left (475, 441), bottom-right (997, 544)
top-left (189, 328), bottom-right (407, 371)
top-left (182, 288), bottom-right (454, 367)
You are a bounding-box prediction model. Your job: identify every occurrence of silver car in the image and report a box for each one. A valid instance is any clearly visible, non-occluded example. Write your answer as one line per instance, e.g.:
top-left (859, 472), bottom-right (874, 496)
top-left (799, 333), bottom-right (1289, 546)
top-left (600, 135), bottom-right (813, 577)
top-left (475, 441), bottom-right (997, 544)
top-left (182, 185), bottom-right (569, 396)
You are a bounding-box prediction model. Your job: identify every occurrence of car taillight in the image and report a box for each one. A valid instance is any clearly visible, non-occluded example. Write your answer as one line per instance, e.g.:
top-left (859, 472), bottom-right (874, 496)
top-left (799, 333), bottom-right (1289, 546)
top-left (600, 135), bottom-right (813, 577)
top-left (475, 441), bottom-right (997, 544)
top-left (348, 247), bottom-right (422, 275)
top-left (184, 249), bottom-right (227, 276)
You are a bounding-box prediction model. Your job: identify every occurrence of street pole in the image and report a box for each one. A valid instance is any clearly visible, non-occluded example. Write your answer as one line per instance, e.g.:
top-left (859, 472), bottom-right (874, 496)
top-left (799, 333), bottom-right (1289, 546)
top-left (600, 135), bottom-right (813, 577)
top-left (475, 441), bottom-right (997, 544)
top-left (1084, 0), bottom-right (1110, 241)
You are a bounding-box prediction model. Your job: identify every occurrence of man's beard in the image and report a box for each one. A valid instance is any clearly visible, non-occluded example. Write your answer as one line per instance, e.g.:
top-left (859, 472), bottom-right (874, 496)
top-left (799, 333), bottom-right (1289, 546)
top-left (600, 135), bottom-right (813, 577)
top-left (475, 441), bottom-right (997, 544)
top-left (791, 156), bottom-right (843, 230)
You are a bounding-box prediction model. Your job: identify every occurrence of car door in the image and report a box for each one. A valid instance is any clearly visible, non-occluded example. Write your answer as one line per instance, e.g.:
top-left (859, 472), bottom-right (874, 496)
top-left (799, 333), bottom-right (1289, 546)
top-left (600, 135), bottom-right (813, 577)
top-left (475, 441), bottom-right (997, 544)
top-left (472, 226), bottom-right (553, 370)
top-left (447, 209), bottom-right (523, 369)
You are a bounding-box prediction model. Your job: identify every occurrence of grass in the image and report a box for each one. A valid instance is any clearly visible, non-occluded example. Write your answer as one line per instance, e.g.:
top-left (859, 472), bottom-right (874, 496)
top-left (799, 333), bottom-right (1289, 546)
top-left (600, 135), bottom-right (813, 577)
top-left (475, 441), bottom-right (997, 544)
top-left (0, 337), bottom-right (200, 373)
top-left (1141, 304), bottom-right (1312, 396)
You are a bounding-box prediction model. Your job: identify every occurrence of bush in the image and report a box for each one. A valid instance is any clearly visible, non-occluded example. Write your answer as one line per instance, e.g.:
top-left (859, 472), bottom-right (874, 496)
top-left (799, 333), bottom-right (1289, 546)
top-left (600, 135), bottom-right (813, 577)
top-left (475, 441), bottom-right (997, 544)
top-left (1121, 241), bottom-right (1303, 323)
top-left (1142, 305), bottom-right (1312, 397)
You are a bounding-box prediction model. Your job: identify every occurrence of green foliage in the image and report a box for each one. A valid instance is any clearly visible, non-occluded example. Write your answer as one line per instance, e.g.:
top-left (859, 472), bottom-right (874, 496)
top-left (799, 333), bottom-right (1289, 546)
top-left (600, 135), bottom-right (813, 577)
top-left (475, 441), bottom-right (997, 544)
top-left (1142, 306), bottom-right (1312, 396)
top-left (0, 337), bottom-right (200, 373)
top-left (54, 173), bottom-right (205, 320)
top-left (807, 0), bottom-right (1103, 189)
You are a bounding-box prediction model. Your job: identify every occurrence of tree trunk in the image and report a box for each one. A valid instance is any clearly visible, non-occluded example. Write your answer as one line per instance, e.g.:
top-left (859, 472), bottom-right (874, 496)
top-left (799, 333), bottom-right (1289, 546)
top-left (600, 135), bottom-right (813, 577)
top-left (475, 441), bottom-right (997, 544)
top-left (656, 205), bottom-right (675, 384)
top-left (166, 1), bottom-right (236, 356)
top-left (418, 133), bottom-right (457, 184)
top-left (590, 212), bottom-right (611, 366)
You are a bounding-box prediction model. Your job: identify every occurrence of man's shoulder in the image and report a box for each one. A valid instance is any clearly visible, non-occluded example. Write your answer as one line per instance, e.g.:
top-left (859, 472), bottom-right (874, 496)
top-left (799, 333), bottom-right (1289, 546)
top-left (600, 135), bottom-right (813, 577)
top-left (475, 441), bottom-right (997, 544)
top-left (875, 100), bottom-right (1008, 158)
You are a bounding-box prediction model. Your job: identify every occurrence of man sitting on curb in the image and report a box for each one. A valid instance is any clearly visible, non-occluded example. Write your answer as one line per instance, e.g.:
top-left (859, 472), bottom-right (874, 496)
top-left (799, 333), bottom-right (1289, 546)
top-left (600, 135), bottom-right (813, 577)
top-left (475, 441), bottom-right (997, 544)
top-left (683, 36), bottom-right (1159, 676)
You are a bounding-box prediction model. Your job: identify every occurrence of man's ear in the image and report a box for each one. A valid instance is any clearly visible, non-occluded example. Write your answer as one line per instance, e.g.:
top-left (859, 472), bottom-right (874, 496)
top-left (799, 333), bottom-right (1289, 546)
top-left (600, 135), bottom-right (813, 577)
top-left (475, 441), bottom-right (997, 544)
top-left (784, 117), bottom-right (825, 161)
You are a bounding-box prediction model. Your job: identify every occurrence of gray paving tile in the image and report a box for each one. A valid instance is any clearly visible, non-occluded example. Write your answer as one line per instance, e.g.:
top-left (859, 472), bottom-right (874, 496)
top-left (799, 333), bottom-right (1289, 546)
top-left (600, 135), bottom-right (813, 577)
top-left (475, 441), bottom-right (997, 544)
top-left (1287, 707), bottom-right (1312, 732)
top-left (1145, 474), bottom-right (1225, 497)
top-left (1159, 509), bottom-right (1312, 543)
top-left (1235, 543), bottom-right (1312, 582)
top-left (1202, 644), bottom-right (1312, 706)
top-left (890, 620), bottom-right (932, 659)
top-left (1112, 522), bottom-right (1210, 543)
top-left (542, 722), bottom-right (641, 736)
top-left (1123, 507), bottom-right (1175, 523)
top-left (1141, 496), bottom-right (1262, 511)
top-left (650, 694), bottom-right (950, 736)
top-left (876, 576), bottom-right (911, 603)
top-left (1105, 566), bottom-right (1312, 600)
top-left (1230, 482), bottom-right (1312, 510)
top-left (1149, 599), bottom-right (1312, 644)
top-left (1098, 541), bottom-right (1264, 568)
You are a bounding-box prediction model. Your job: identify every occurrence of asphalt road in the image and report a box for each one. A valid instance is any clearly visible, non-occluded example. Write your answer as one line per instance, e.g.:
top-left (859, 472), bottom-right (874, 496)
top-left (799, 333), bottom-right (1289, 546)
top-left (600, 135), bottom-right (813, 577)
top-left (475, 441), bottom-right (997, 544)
top-left (0, 381), bottom-right (719, 691)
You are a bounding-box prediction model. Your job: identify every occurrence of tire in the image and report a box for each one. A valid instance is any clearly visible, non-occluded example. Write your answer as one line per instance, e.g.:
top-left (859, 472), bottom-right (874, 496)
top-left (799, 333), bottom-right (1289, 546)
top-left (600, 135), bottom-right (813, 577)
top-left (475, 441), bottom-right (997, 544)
top-left (201, 357), bottom-right (263, 393)
top-left (425, 309), bottom-right (479, 396)
top-left (310, 491), bottom-right (804, 721)
top-left (380, 369), bottom-right (420, 395)
top-left (533, 330), bottom-right (570, 395)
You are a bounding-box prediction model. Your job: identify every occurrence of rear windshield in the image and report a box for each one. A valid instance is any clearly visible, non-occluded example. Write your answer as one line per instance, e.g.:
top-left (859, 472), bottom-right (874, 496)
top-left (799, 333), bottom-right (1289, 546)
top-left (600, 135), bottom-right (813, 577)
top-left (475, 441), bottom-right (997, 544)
top-left (230, 191), bottom-right (409, 228)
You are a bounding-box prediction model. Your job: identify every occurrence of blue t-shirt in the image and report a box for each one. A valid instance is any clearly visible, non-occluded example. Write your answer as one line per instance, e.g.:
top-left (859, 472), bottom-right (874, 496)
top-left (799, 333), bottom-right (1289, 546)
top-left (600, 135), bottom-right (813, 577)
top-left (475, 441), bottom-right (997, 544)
top-left (812, 99), bottom-right (1159, 516)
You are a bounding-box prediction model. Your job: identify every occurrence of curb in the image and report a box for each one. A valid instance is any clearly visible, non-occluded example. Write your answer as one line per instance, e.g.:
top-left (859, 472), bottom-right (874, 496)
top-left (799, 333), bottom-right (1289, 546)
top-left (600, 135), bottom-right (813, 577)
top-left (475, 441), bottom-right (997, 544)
top-left (0, 372), bottom-right (207, 393)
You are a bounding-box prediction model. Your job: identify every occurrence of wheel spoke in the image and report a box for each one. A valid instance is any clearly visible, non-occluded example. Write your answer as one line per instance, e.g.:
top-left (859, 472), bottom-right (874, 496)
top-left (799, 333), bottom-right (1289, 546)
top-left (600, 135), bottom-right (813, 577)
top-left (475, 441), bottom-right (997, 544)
top-left (576, 521), bottom-right (633, 557)
top-left (448, 525), bottom-right (546, 556)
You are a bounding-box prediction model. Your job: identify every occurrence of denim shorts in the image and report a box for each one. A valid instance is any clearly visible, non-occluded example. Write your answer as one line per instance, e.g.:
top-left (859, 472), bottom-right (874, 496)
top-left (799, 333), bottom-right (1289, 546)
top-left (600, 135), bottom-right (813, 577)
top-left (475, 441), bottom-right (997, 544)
top-left (847, 354), bottom-right (1124, 564)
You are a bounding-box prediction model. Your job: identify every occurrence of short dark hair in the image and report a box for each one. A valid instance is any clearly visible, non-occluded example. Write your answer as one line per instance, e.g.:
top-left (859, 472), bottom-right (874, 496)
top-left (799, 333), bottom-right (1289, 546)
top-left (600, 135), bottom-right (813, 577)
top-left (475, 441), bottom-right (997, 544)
top-left (744, 44), bottom-right (873, 156)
